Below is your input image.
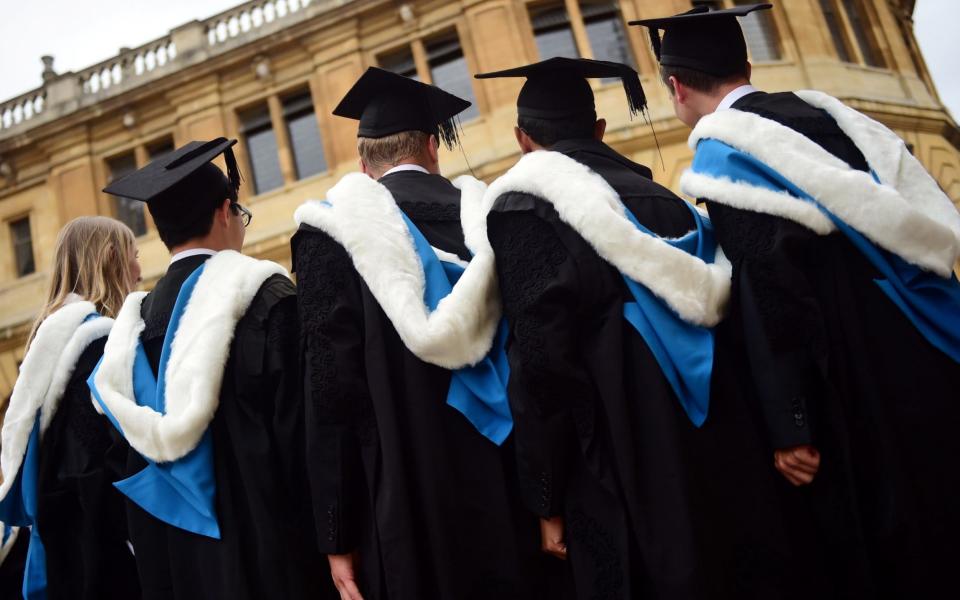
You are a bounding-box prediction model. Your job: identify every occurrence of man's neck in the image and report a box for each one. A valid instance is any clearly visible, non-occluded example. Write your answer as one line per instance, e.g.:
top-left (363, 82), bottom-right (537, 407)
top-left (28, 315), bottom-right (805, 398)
top-left (169, 239), bottom-right (228, 258)
top-left (700, 80), bottom-right (754, 118)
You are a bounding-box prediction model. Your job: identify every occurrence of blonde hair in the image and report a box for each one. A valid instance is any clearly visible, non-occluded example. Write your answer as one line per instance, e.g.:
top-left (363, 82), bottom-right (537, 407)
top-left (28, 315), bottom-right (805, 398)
top-left (26, 216), bottom-right (138, 350)
top-left (358, 131), bottom-right (431, 173)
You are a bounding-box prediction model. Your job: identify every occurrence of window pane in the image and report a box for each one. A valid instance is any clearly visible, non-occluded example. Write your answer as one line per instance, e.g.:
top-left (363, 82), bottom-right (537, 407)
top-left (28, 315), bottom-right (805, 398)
top-left (734, 0), bottom-right (781, 61)
top-left (241, 105), bottom-right (284, 194)
top-left (11, 217), bottom-right (34, 277)
top-left (427, 34), bottom-right (479, 122)
top-left (582, 2), bottom-right (635, 69)
top-left (283, 92), bottom-right (327, 180)
top-left (819, 0), bottom-right (852, 62)
top-left (529, 4), bottom-right (579, 60)
top-left (379, 48), bottom-right (419, 80)
top-left (107, 152), bottom-right (147, 236)
top-left (842, 0), bottom-right (884, 67)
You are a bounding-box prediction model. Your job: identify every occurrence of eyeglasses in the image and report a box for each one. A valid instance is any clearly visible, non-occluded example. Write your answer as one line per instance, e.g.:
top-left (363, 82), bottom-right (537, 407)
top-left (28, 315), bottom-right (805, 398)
top-left (230, 202), bottom-right (253, 228)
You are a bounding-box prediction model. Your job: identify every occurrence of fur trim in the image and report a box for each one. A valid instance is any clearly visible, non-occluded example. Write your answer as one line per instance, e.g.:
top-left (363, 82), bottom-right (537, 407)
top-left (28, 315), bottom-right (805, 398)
top-left (687, 92), bottom-right (960, 277)
top-left (482, 151), bottom-right (731, 327)
top-left (93, 251), bottom-right (285, 463)
top-left (681, 171), bottom-right (837, 235)
top-left (0, 302), bottom-right (112, 500)
top-left (295, 173), bottom-right (500, 369)
top-left (0, 525), bottom-right (19, 566)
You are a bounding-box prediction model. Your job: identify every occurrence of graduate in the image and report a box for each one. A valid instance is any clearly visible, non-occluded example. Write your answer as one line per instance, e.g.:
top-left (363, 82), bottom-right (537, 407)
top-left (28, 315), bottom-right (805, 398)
top-left (0, 216), bottom-right (141, 599)
top-left (635, 4), bottom-right (960, 597)
top-left (474, 57), bottom-right (812, 599)
top-left (90, 139), bottom-right (333, 600)
top-left (292, 67), bottom-right (547, 600)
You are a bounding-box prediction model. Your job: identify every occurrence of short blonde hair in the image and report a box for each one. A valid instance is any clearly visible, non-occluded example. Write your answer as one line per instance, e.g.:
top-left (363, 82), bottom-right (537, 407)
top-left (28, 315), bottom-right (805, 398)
top-left (26, 216), bottom-right (138, 349)
top-left (357, 130), bottom-right (430, 172)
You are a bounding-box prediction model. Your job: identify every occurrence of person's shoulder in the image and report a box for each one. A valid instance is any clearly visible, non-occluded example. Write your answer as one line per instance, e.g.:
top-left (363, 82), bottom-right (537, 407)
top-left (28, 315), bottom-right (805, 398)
top-left (733, 91), bottom-right (835, 127)
top-left (255, 273), bottom-right (296, 306)
top-left (490, 189), bottom-right (556, 219)
top-left (64, 333), bottom-right (108, 390)
top-left (291, 222), bottom-right (349, 272)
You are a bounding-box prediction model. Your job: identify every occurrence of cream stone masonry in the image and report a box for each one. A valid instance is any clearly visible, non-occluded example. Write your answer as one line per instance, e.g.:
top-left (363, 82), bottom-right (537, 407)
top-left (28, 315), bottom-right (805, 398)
top-left (0, 0), bottom-right (958, 404)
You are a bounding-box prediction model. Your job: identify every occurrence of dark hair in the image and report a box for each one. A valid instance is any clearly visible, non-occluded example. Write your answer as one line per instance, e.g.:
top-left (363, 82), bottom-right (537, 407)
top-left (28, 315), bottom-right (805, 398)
top-left (148, 163), bottom-right (234, 250)
top-left (517, 110), bottom-right (597, 148)
top-left (659, 64), bottom-right (749, 95)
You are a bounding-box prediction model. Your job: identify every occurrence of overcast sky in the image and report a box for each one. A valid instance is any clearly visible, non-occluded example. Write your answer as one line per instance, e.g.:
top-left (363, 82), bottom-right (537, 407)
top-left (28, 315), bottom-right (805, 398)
top-left (0, 0), bottom-right (957, 118)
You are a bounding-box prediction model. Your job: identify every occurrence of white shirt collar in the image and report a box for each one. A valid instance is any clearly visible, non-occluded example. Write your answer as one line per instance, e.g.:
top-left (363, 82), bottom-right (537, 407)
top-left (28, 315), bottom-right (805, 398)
top-left (169, 248), bottom-right (217, 265)
top-left (716, 84), bottom-right (759, 112)
top-left (381, 164), bottom-right (430, 178)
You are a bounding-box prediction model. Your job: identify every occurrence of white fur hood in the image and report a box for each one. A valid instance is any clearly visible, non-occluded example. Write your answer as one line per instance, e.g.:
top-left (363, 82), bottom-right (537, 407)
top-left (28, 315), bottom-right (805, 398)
top-left (0, 301), bottom-right (113, 500)
top-left (682, 90), bottom-right (960, 277)
top-left (483, 150), bottom-right (731, 327)
top-left (294, 173), bottom-right (500, 370)
top-left (92, 251), bottom-right (286, 463)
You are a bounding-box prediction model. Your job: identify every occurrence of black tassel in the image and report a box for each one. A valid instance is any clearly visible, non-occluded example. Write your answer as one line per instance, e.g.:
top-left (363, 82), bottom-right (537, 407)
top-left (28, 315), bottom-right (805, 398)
top-left (643, 107), bottom-right (665, 172)
top-left (437, 117), bottom-right (463, 151)
top-left (649, 30), bottom-right (662, 61)
top-left (621, 72), bottom-right (647, 119)
top-left (224, 147), bottom-right (243, 198)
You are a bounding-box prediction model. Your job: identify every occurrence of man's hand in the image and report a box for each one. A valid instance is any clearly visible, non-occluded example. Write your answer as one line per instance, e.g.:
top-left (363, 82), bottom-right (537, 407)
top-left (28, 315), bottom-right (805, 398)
top-left (774, 445), bottom-right (821, 486)
top-left (328, 553), bottom-right (364, 600)
top-left (540, 516), bottom-right (568, 560)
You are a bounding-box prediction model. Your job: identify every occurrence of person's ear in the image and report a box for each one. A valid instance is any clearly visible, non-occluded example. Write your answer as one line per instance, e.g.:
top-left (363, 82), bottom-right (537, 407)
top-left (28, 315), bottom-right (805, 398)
top-left (669, 75), bottom-right (688, 104)
top-left (594, 118), bottom-right (607, 141)
top-left (515, 126), bottom-right (535, 154)
top-left (359, 158), bottom-right (372, 178)
top-left (219, 199), bottom-right (232, 227)
top-left (746, 62), bottom-right (752, 81)
top-left (427, 134), bottom-right (440, 164)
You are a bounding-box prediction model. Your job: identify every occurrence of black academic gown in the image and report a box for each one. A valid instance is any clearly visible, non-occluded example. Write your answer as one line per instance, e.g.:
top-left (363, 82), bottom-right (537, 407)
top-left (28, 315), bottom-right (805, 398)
top-left (293, 170), bottom-right (549, 600)
top-left (487, 139), bottom-right (820, 600)
top-left (35, 336), bottom-right (141, 599)
top-left (703, 91), bottom-right (960, 600)
top-left (0, 529), bottom-right (27, 599)
top-left (110, 254), bottom-right (334, 600)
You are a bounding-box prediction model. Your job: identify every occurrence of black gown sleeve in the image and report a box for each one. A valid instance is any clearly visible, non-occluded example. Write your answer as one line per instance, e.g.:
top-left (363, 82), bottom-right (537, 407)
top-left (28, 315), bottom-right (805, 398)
top-left (256, 278), bottom-right (307, 507)
top-left (37, 337), bottom-right (141, 600)
top-left (487, 198), bottom-right (593, 518)
top-left (707, 202), bottom-right (827, 449)
top-left (293, 228), bottom-right (369, 555)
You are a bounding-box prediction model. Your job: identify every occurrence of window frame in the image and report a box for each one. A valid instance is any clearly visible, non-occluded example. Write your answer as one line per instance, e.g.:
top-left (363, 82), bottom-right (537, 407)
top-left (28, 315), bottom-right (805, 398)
top-left (819, 0), bottom-right (889, 68)
top-left (8, 214), bottom-right (35, 279)
top-left (371, 24), bottom-right (487, 121)
top-left (231, 81), bottom-right (335, 198)
top-left (104, 150), bottom-right (148, 238)
top-left (281, 88), bottom-right (329, 181)
top-left (237, 101), bottom-right (286, 196)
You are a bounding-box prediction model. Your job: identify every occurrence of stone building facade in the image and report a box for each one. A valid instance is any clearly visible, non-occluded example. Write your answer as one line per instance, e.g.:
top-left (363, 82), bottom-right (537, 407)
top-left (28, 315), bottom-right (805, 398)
top-left (0, 0), bottom-right (957, 401)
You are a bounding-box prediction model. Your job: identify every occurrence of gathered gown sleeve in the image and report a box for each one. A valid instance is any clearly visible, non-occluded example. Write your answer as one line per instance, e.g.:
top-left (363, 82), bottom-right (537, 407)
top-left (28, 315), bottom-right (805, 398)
top-left (487, 199), bottom-right (595, 518)
top-left (707, 201), bottom-right (828, 449)
top-left (293, 227), bottom-right (370, 555)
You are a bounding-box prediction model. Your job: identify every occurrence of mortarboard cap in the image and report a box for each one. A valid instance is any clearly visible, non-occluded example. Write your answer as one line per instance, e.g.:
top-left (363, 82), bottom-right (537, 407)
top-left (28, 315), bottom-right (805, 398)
top-left (332, 67), bottom-right (471, 150)
top-left (102, 137), bottom-right (241, 203)
top-left (630, 4), bottom-right (772, 77)
top-left (103, 138), bottom-right (243, 244)
top-left (475, 57), bottom-right (646, 120)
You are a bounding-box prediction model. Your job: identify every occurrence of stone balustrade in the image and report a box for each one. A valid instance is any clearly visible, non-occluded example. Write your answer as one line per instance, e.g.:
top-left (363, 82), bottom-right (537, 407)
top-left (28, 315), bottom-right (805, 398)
top-left (0, 88), bottom-right (45, 132)
top-left (204, 0), bottom-right (314, 47)
top-left (78, 38), bottom-right (178, 96)
top-left (0, 0), bottom-right (340, 140)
